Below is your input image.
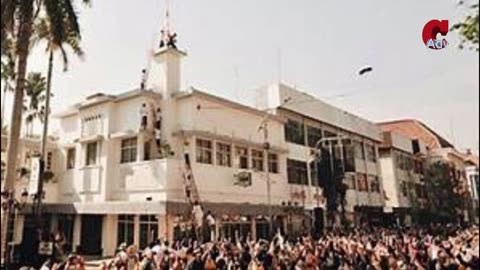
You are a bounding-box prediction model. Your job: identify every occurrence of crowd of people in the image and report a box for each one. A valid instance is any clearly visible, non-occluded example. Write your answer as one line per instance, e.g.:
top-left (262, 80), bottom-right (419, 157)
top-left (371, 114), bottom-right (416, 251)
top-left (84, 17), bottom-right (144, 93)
top-left (15, 223), bottom-right (479, 269)
top-left (95, 224), bottom-right (478, 270)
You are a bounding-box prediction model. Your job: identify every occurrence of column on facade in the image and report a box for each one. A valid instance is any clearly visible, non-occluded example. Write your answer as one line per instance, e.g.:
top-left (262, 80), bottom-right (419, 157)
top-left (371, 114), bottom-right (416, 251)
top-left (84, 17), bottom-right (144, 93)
top-left (102, 215), bottom-right (117, 257)
top-left (72, 215), bottom-right (81, 253)
top-left (13, 215), bottom-right (25, 245)
top-left (138, 133), bottom-right (146, 162)
top-left (158, 214), bottom-right (168, 240)
top-left (251, 219), bottom-right (257, 241)
top-left (133, 215), bottom-right (140, 248)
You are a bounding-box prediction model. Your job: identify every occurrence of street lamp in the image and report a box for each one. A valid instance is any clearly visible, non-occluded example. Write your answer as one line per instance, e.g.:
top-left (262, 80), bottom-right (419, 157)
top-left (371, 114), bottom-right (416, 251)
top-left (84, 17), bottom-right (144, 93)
top-left (1, 189), bottom-right (28, 268)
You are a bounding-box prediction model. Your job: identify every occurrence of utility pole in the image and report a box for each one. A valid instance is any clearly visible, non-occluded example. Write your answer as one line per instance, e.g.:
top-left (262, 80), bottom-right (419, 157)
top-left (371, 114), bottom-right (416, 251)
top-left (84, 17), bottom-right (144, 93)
top-left (257, 97), bottom-right (294, 237)
top-left (259, 120), bottom-right (273, 236)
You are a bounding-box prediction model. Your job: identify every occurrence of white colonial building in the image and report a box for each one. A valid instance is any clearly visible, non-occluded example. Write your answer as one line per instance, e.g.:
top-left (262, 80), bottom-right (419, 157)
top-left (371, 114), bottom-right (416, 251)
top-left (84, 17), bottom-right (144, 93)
top-left (4, 42), bottom-right (392, 258)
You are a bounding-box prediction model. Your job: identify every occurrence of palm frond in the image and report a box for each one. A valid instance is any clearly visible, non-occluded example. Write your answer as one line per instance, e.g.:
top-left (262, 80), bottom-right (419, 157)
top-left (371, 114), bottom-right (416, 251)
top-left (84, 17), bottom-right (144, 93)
top-left (44, 0), bottom-right (67, 48)
top-left (59, 45), bottom-right (69, 71)
top-left (62, 0), bottom-right (81, 38)
top-left (1, 0), bottom-right (19, 36)
top-left (31, 17), bottom-right (51, 51)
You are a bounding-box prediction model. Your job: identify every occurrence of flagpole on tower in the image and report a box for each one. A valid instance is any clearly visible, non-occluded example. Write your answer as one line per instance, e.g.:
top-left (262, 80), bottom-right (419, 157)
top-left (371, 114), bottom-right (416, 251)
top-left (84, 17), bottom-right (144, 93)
top-left (159, 0), bottom-right (178, 50)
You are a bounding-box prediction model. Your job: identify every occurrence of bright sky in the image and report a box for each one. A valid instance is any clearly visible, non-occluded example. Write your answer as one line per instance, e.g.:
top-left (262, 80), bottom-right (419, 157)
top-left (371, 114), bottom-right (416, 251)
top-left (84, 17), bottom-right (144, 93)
top-left (3, 0), bottom-right (479, 152)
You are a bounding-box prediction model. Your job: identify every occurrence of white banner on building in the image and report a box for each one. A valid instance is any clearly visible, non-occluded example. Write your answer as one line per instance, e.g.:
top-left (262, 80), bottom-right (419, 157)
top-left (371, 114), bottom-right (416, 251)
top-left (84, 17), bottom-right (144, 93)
top-left (29, 157), bottom-right (41, 195)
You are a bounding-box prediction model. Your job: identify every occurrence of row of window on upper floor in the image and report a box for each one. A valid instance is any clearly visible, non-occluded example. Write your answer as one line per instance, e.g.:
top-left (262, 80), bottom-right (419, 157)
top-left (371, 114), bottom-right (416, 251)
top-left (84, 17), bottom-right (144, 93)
top-left (64, 137), bottom-right (281, 173)
top-left (399, 181), bottom-right (428, 199)
top-left (62, 137), bottom-right (385, 194)
top-left (394, 151), bottom-right (425, 175)
top-left (195, 138), bottom-right (280, 174)
top-left (284, 119), bottom-right (378, 162)
top-left (287, 157), bottom-right (381, 193)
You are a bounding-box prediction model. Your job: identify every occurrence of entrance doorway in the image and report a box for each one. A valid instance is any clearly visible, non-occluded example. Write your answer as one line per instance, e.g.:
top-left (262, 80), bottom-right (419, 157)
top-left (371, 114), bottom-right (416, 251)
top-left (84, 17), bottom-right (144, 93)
top-left (80, 215), bottom-right (103, 256)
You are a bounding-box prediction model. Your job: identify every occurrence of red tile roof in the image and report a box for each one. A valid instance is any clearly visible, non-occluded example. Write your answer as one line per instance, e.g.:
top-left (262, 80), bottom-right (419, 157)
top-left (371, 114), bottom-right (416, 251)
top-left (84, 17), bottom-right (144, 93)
top-left (378, 119), bottom-right (453, 150)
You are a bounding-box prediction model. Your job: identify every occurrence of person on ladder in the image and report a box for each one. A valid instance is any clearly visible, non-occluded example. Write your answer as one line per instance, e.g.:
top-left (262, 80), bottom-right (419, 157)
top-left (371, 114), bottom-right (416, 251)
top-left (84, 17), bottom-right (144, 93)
top-left (154, 108), bottom-right (163, 154)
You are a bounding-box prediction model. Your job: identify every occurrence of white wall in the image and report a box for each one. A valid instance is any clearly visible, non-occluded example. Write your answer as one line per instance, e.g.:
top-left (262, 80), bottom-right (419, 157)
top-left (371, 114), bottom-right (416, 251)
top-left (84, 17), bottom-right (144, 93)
top-left (179, 95), bottom-right (285, 148)
top-left (390, 132), bottom-right (414, 154)
top-left (380, 153), bottom-right (400, 208)
top-left (256, 84), bottom-right (382, 142)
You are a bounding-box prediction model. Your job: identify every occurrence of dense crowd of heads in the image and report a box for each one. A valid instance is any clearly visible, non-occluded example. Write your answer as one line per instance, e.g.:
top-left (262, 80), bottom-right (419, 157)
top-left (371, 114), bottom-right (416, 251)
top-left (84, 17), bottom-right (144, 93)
top-left (98, 224), bottom-right (479, 270)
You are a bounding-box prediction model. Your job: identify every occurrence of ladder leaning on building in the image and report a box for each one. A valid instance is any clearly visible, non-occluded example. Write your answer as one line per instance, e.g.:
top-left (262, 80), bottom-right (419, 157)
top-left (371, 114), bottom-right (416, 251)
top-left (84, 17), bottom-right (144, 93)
top-left (182, 149), bottom-right (204, 239)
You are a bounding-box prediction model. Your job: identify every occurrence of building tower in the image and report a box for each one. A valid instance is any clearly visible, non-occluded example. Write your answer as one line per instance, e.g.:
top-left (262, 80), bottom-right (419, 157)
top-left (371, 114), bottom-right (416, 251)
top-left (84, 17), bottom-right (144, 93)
top-left (147, 1), bottom-right (187, 153)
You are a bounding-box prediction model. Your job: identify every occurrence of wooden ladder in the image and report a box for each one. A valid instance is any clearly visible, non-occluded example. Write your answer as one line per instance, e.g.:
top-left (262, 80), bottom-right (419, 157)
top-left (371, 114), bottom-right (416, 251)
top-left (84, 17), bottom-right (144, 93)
top-left (183, 152), bottom-right (201, 209)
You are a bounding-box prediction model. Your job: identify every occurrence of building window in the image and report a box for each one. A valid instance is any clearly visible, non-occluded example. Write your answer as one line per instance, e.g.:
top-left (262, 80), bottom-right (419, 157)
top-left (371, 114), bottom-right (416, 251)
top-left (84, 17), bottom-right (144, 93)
top-left (414, 160), bottom-right (424, 174)
top-left (121, 137), bottom-right (138, 164)
top-left (66, 148), bottom-right (76, 170)
top-left (357, 173), bottom-right (368, 192)
top-left (344, 143), bottom-right (356, 172)
top-left (287, 159), bottom-right (308, 185)
top-left (140, 215), bottom-right (158, 249)
top-left (404, 156), bottom-right (413, 171)
top-left (400, 182), bottom-right (408, 197)
top-left (354, 141), bottom-right (365, 160)
top-left (251, 150), bottom-right (264, 172)
top-left (235, 147), bottom-right (249, 169)
top-left (216, 142), bottom-right (232, 167)
top-left (285, 119), bottom-right (305, 145)
top-left (196, 139), bottom-right (213, 164)
top-left (396, 153), bottom-right (405, 170)
top-left (366, 144), bottom-right (377, 162)
top-left (307, 126), bottom-right (322, 148)
top-left (85, 142), bottom-right (98, 166)
top-left (268, 153), bottom-right (279, 174)
top-left (324, 130), bottom-right (337, 138)
top-left (415, 184), bottom-right (426, 199)
top-left (369, 175), bottom-right (380, 193)
top-left (117, 215), bottom-right (135, 246)
top-left (346, 174), bottom-right (356, 190)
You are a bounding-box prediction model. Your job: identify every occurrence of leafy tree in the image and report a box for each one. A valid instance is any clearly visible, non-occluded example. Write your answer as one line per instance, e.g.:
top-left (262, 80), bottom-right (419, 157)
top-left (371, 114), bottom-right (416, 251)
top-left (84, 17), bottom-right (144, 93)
top-left (453, 1), bottom-right (479, 51)
top-left (425, 161), bottom-right (463, 218)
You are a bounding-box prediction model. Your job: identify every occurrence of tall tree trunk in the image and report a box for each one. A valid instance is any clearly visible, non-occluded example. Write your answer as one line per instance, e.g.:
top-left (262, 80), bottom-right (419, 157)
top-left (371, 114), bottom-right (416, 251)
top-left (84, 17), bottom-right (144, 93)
top-left (1, 0), bottom-right (34, 263)
top-left (36, 50), bottom-right (54, 226)
top-left (1, 84), bottom-right (8, 125)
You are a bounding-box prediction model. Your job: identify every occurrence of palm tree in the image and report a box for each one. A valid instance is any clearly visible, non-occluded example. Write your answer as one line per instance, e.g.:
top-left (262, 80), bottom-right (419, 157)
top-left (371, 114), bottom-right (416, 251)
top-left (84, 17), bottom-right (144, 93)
top-left (33, 13), bottom-right (85, 159)
top-left (1, 35), bottom-right (15, 129)
top-left (23, 72), bottom-right (47, 137)
top-left (0, 0), bottom-right (90, 261)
